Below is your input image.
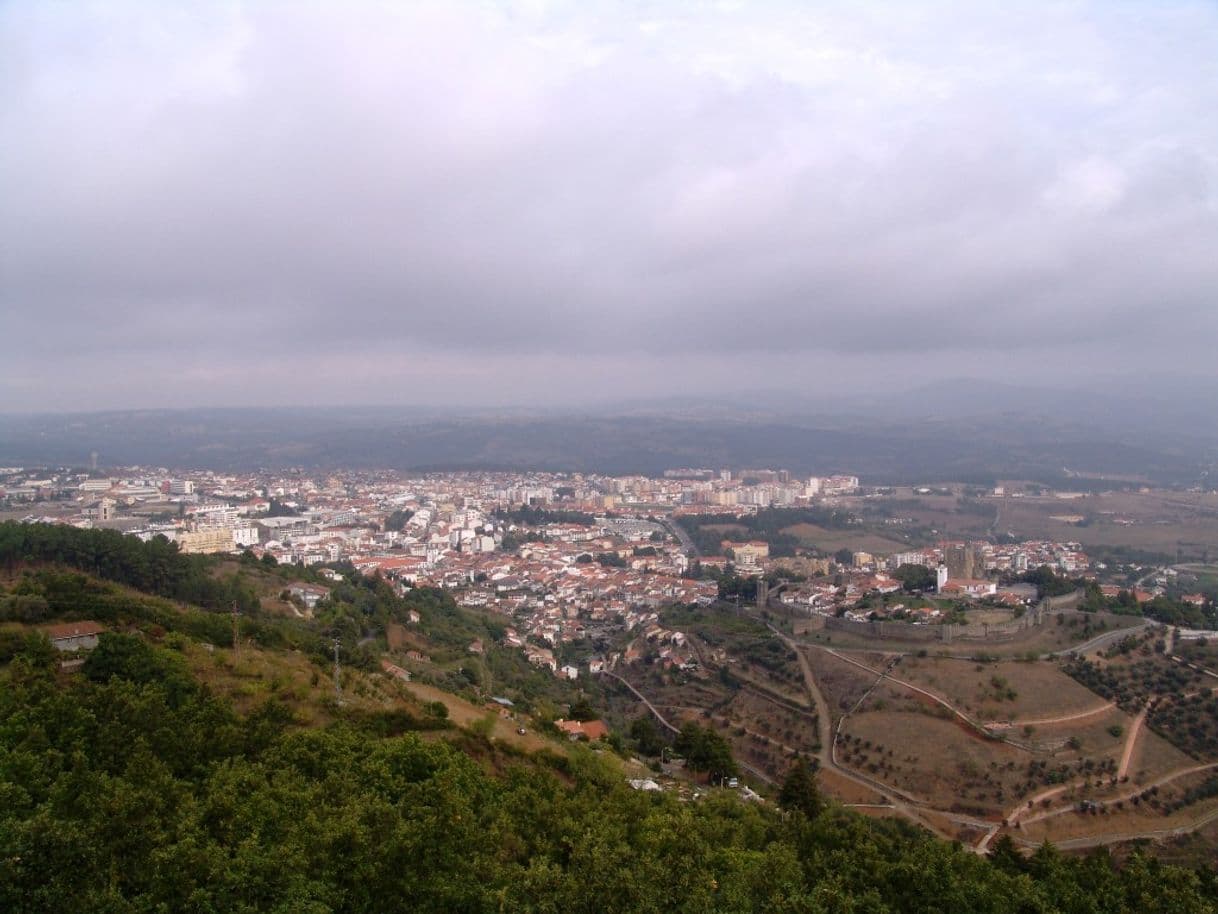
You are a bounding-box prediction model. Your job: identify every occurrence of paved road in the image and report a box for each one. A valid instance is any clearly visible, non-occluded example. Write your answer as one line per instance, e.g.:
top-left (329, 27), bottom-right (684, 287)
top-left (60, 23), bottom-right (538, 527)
top-left (1048, 618), bottom-right (1154, 657)
top-left (661, 515), bottom-right (700, 558)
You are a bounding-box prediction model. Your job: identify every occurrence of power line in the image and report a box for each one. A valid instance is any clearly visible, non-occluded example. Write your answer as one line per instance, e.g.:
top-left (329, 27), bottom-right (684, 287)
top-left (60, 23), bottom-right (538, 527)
top-left (333, 637), bottom-right (344, 704)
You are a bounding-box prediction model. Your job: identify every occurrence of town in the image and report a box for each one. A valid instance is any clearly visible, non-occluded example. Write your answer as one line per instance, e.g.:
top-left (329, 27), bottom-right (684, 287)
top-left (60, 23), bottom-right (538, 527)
top-left (3, 464), bottom-right (1136, 679)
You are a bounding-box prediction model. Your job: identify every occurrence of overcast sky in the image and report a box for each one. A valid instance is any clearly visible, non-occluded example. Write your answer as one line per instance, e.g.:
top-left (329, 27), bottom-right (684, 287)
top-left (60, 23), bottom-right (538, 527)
top-left (2, 1), bottom-right (1216, 411)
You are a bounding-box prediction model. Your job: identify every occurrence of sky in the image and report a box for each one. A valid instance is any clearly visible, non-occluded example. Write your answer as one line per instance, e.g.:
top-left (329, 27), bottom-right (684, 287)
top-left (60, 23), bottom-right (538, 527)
top-left (1, 0), bottom-right (1217, 412)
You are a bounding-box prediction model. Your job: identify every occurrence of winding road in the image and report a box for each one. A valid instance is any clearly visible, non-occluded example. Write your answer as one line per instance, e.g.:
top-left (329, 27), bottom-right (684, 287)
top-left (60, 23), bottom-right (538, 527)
top-left (1048, 618), bottom-right (1154, 657)
top-left (610, 614), bottom-right (1218, 854)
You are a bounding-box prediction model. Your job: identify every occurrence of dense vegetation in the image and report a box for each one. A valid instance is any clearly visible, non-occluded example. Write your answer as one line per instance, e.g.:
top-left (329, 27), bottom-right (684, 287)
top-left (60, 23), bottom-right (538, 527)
top-left (0, 520), bottom-right (265, 612)
top-left (1140, 595), bottom-right (1218, 629)
top-left (1064, 646), bottom-right (1218, 761)
top-left (383, 508), bottom-right (414, 531)
top-left (1023, 567), bottom-right (1217, 629)
top-left (1063, 654), bottom-right (1200, 714)
top-left (0, 566), bottom-right (322, 658)
top-left (0, 523), bottom-right (593, 715)
top-left (493, 506), bottom-right (598, 526)
top-left (1149, 693), bottom-right (1218, 761)
top-left (3, 632), bottom-right (1218, 912)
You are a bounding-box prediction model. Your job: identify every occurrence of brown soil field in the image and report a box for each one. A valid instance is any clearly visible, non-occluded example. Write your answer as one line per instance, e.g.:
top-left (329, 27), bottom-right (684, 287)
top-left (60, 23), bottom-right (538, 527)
top-left (856, 494), bottom-right (995, 541)
top-left (731, 729), bottom-right (797, 781)
top-left (820, 767), bottom-right (888, 804)
top-left (1140, 811), bottom-right (1218, 868)
top-left (854, 678), bottom-right (930, 716)
top-left (893, 656), bottom-right (1107, 722)
top-left (839, 487), bottom-right (1218, 557)
top-left (848, 649), bottom-right (900, 668)
top-left (1041, 707), bottom-right (1130, 756)
top-left (959, 608), bottom-right (1017, 626)
top-left (720, 689), bottom-right (819, 755)
top-left (997, 492), bottom-right (1218, 556)
top-left (840, 710), bottom-right (1026, 815)
top-left (1019, 793), bottom-right (1218, 846)
top-left (782, 523), bottom-right (912, 555)
top-left (727, 667), bottom-right (811, 709)
top-left (1127, 728), bottom-right (1198, 786)
top-left (802, 648), bottom-right (880, 721)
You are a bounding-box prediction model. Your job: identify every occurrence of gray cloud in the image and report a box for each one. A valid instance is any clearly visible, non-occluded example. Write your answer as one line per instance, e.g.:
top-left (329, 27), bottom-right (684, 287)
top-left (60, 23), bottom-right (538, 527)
top-left (2, 0), bottom-right (1217, 410)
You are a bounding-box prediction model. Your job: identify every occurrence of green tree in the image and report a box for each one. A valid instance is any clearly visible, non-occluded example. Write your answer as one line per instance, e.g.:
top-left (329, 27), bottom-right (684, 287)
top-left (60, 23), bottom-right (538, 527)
top-left (778, 757), bottom-right (822, 819)
top-left (385, 509), bottom-right (414, 532)
top-left (894, 563), bottom-right (935, 593)
top-left (629, 715), bottom-right (665, 756)
top-left (675, 722), bottom-right (737, 781)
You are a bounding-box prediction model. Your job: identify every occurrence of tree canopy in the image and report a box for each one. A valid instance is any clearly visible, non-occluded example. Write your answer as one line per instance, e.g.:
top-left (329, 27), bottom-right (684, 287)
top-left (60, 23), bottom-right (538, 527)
top-left (2, 631), bottom-right (1218, 911)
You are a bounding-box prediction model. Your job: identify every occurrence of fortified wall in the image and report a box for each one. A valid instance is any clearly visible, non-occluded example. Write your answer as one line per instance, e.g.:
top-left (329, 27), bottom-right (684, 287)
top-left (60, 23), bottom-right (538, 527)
top-left (796, 589), bottom-right (1085, 644)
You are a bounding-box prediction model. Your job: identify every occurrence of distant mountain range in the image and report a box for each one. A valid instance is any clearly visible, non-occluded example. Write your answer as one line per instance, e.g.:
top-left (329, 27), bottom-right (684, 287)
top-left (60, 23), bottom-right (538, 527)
top-left (2, 379), bottom-right (1215, 484)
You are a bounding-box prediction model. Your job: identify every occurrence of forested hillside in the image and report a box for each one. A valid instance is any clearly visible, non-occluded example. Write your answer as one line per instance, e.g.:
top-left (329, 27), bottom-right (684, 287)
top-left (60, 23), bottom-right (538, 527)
top-left (3, 522), bottom-right (1218, 911)
top-left (2, 631), bottom-right (1217, 913)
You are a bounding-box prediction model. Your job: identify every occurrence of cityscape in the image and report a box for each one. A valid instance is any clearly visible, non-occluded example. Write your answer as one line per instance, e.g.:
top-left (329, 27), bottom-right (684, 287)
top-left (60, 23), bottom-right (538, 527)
top-left (3, 0), bottom-right (1218, 908)
top-left (4, 463), bottom-right (1190, 683)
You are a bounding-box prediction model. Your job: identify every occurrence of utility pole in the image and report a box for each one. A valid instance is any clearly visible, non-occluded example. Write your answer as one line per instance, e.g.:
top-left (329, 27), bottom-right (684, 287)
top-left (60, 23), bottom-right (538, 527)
top-left (231, 602), bottom-right (241, 657)
top-left (333, 638), bottom-right (343, 704)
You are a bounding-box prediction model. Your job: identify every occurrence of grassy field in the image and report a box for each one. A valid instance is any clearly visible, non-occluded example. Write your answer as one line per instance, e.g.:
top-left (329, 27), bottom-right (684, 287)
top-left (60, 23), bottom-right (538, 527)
top-left (166, 638), bottom-right (352, 725)
top-left (893, 655), bottom-right (1107, 723)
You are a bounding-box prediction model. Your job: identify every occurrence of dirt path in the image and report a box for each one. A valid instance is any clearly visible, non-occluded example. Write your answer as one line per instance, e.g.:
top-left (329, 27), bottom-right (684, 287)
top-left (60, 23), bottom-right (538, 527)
top-left (1117, 705), bottom-right (1148, 780)
top-left (600, 671), bottom-right (680, 734)
top-left (1012, 803), bottom-right (1218, 851)
top-left (778, 630), bottom-right (833, 755)
top-left (1049, 620), bottom-right (1152, 657)
top-left (1019, 761), bottom-right (1218, 830)
top-left (819, 646), bottom-right (990, 736)
top-left (1009, 702), bottom-right (1115, 728)
top-left (396, 680), bottom-right (550, 752)
top-left (770, 627), bottom-right (969, 843)
top-left (600, 671), bottom-right (776, 785)
top-left (979, 760), bottom-right (1218, 854)
top-left (771, 622), bottom-right (1218, 854)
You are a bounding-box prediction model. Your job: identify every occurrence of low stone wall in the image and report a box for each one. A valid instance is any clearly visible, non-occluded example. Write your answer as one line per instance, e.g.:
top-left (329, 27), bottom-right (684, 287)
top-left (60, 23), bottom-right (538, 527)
top-left (1044, 589), bottom-right (1086, 611)
top-left (823, 616), bottom-right (944, 642)
top-left (815, 590), bottom-right (1085, 644)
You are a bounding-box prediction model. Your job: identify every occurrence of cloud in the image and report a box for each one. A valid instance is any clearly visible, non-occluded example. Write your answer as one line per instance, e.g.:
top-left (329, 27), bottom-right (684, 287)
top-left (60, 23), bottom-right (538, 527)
top-left (1, 0), bottom-right (1216, 409)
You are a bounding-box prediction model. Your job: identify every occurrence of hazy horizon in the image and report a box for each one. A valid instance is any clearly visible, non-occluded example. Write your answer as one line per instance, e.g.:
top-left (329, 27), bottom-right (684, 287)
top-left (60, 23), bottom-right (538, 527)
top-left (3, 1), bottom-right (1217, 412)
